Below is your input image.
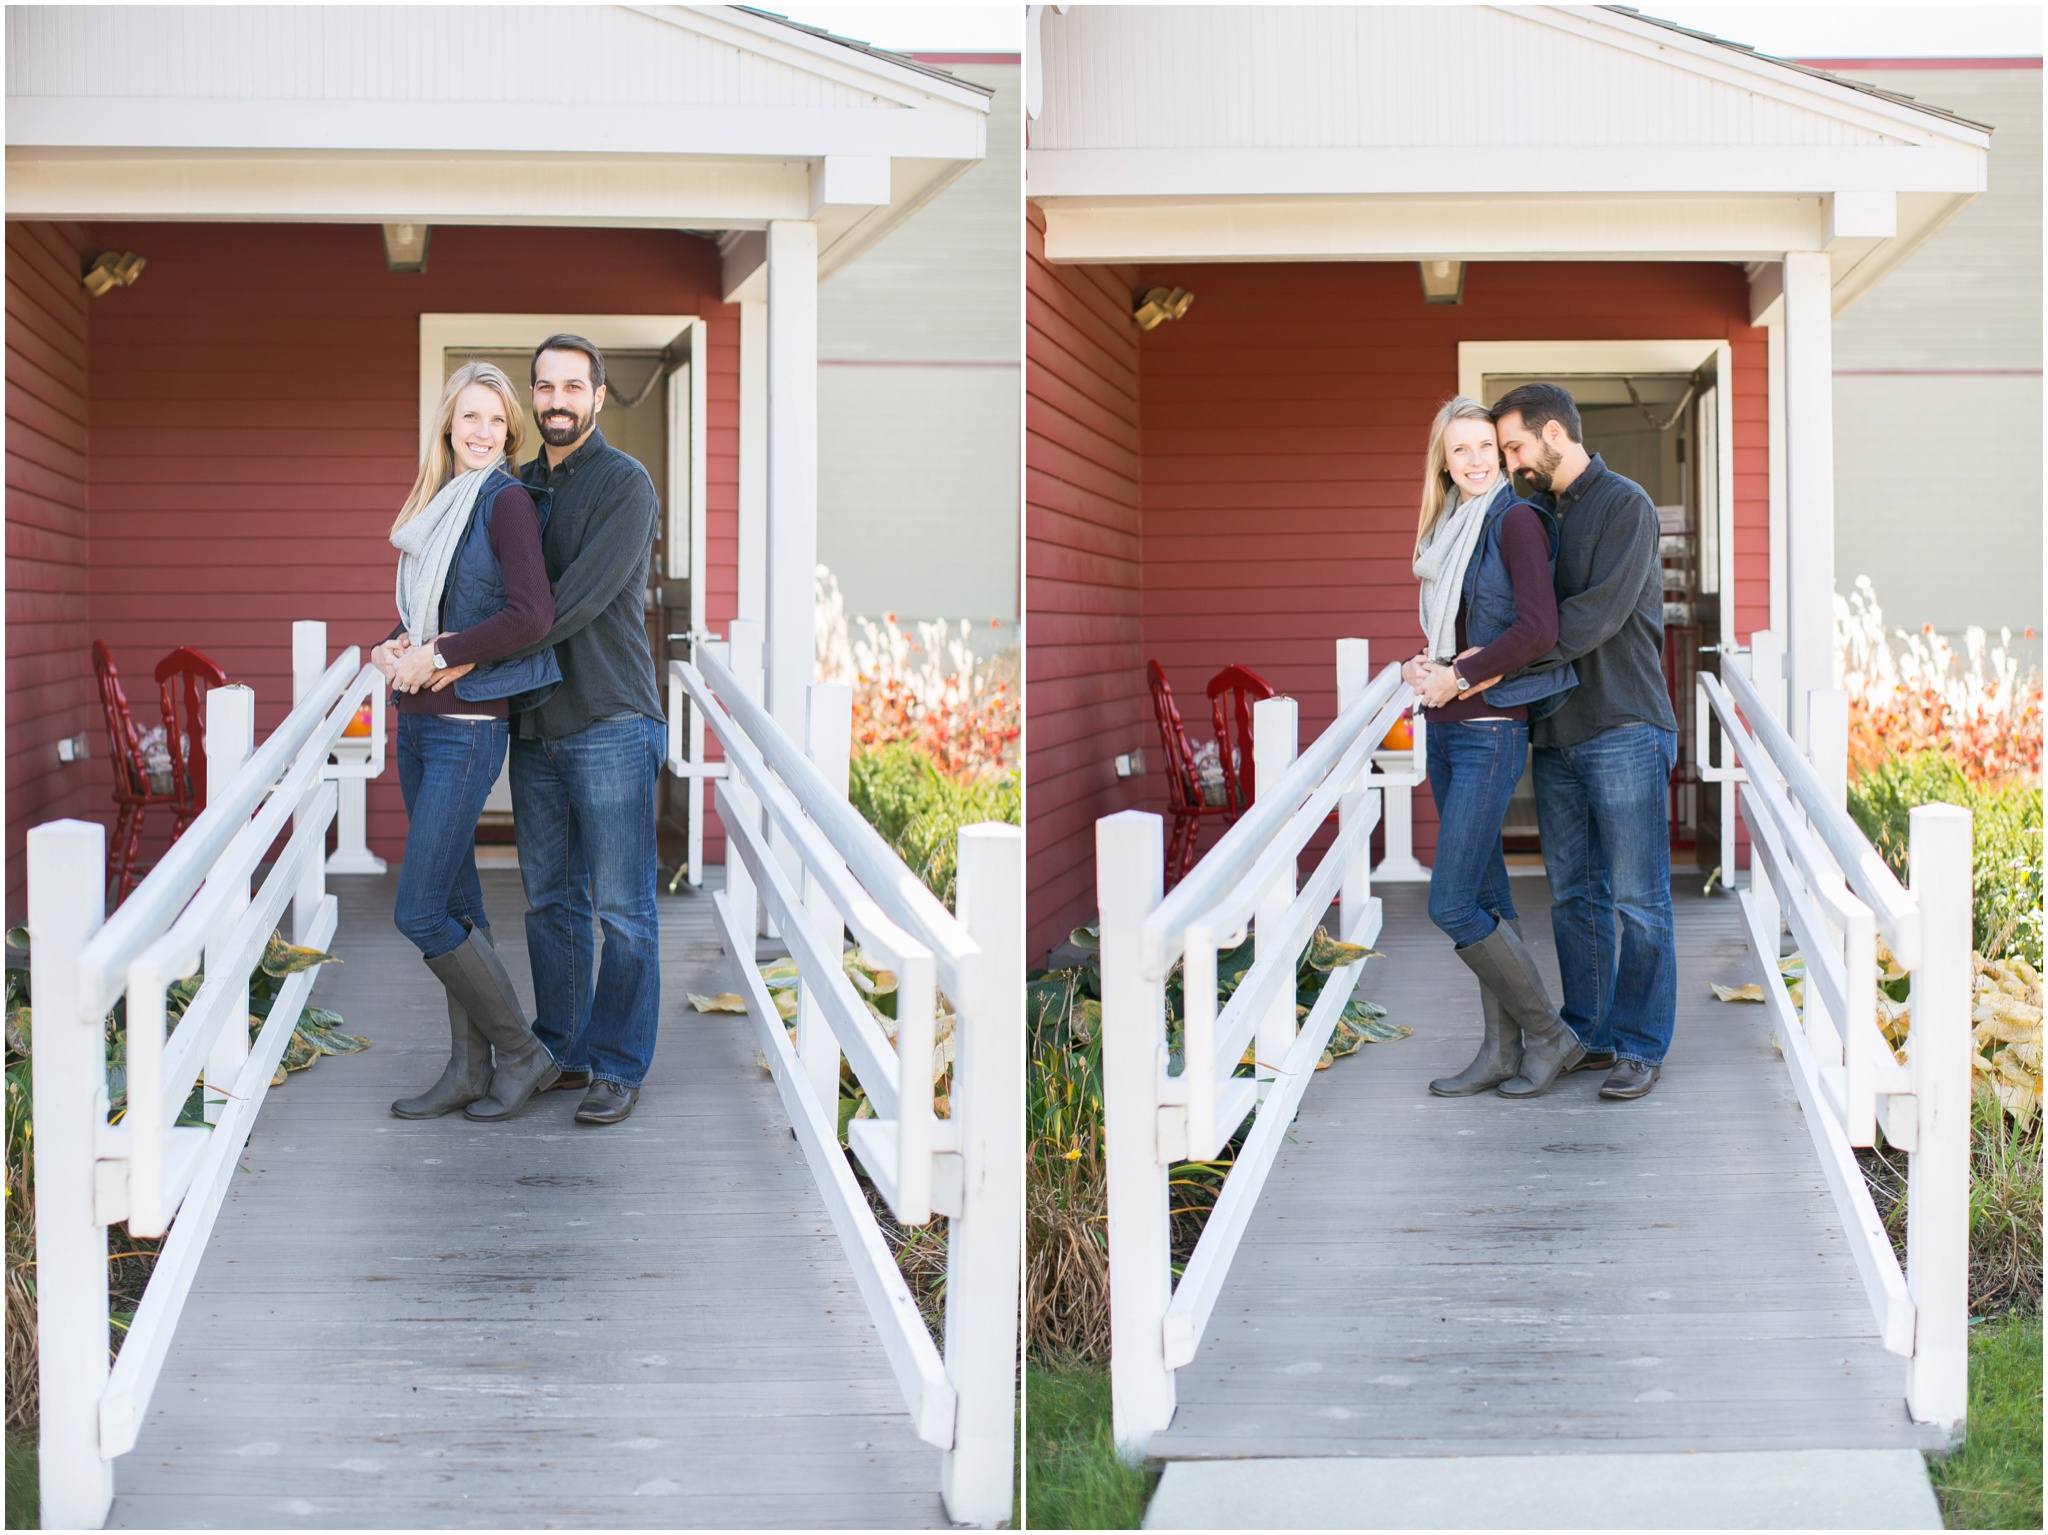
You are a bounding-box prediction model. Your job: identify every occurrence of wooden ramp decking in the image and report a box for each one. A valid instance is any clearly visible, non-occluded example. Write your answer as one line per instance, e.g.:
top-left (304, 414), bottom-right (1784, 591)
top-left (1150, 881), bottom-right (1942, 1462)
top-left (109, 868), bottom-right (944, 1530)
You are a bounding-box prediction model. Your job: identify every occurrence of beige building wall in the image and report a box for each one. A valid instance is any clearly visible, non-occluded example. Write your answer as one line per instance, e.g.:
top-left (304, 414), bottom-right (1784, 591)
top-left (818, 58), bottom-right (1021, 634)
top-left (1829, 62), bottom-right (2042, 644)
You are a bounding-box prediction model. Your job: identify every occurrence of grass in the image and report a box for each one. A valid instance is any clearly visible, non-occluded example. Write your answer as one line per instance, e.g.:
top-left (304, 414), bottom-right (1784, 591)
top-left (1025, 1361), bottom-right (1159, 1531)
top-left (4, 1431), bottom-right (34, 1529)
top-left (1930, 1311), bottom-right (2043, 1530)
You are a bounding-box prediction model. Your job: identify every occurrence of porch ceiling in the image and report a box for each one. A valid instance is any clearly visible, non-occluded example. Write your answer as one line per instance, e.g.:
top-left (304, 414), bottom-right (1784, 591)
top-left (1026, 4), bottom-right (1991, 314)
top-left (3, 4), bottom-right (990, 278)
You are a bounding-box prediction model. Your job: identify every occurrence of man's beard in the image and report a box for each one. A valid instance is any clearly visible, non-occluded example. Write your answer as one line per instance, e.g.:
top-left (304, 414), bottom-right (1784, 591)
top-left (1512, 440), bottom-right (1563, 494)
top-left (536, 402), bottom-right (593, 448)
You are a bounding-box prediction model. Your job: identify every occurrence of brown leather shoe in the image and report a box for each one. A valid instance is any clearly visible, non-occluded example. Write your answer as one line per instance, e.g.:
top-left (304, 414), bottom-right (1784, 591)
top-left (574, 1080), bottom-right (639, 1124)
top-left (1567, 1050), bottom-right (1618, 1075)
top-left (1599, 1059), bottom-right (1661, 1100)
top-left (546, 1069), bottom-right (593, 1092)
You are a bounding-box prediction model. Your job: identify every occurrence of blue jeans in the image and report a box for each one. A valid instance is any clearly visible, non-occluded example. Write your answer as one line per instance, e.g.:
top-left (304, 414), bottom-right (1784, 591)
top-left (393, 713), bottom-right (508, 959)
top-left (509, 713), bottom-right (664, 1088)
top-left (1425, 718), bottom-right (1526, 948)
top-left (1532, 724), bottom-right (1679, 1066)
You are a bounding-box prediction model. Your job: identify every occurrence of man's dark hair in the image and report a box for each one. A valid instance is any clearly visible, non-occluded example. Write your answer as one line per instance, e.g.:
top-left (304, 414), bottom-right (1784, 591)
top-left (1490, 382), bottom-right (1582, 444)
top-left (531, 333), bottom-right (607, 391)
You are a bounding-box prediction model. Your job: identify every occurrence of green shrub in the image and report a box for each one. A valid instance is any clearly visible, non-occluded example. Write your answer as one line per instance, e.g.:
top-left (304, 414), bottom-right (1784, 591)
top-left (847, 743), bottom-right (1019, 911)
top-left (1025, 1361), bottom-right (1158, 1530)
top-left (1927, 1311), bottom-right (2043, 1530)
top-left (1848, 753), bottom-right (2043, 968)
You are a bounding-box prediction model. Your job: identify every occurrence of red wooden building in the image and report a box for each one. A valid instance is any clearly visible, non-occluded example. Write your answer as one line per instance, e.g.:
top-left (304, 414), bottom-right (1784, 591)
top-left (5, 4), bottom-right (991, 924)
top-left (1023, 4), bottom-right (1990, 961)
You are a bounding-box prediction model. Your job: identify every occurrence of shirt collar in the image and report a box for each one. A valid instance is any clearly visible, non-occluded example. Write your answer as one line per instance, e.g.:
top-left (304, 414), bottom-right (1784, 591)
top-left (524, 425), bottom-right (608, 485)
top-left (1556, 452), bottom-right (1608, 507)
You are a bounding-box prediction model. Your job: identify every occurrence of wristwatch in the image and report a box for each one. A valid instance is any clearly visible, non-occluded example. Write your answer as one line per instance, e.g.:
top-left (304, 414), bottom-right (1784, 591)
top-left (1453, 671), bottom-right (1472, 693)
top-left (433, 651), bottom-right (450, 671)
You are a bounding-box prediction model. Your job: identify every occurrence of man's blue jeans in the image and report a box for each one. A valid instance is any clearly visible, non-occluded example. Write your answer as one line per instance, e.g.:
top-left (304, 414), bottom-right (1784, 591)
top-left (1425, 718), bottom-right (1526, 949)
top-left (393, 713), bottom-right (507, 959)
top-left (1532, 723), bottom-right (1679, 1067)
top-left (510, 712), bottom-right (664, 1088)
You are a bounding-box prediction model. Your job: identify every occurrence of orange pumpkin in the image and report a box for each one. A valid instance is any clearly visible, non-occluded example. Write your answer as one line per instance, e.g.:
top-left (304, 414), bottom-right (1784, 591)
top-left (1382, 715), bottom-right (1414, 752)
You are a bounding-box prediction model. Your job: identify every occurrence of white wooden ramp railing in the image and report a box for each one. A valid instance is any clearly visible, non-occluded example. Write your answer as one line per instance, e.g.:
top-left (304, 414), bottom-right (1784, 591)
top-left (666, 623), bottom-right (1022, 1528)
top-left (1099, 638), bottom-right (1410, 1455)
top-left (32, 621), bottom-right (383, 1530)
top-left (1698, 630), bottom-right (1973, 1439)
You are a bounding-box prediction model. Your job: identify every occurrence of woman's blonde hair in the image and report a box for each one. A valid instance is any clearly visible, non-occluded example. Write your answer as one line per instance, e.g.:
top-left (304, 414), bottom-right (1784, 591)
top-left (392, 360), bottom-right (528, 534)
top-left (1414, 395), bottom-right (1499, 558)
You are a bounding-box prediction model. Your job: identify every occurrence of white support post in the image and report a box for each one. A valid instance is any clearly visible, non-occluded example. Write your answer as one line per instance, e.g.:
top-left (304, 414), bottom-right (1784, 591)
top-left (1336, 640), bottom-right (1376, 943)
top-left (764, 218), bottom-right (818, 753)
top-left (686, 642), bottom-right (710, 889)
top-left (203, 685), bottom-right (255, 1125)
top-left (801, 682), bottom-right (852, 1114)
top-left (30, 819), bottom-right (114, 1530)
top-left (722, 623), bottom-right (764, 943)
top-left (941, 824), bottom-right (1024, 1528)
top-left (738, 298), bottom-right (768, 630)
top-left (1765, 309), bottom-right (1788, 638)
top-left (1252, 695), bottom-right (1299, 1096)
top-left (1808, 688), bottom-right (1849, 813)
top-left (1781, 250), bottom-right (1836, 744)
top-left (1905, 803), bottom-right (1972, 1438)
top-left (1744, 636), bottom-right (1784, 946)
top-left (291, 622), bottom-right (329, 942)
top-left (1098, 810), bottom-right (1175, 1457)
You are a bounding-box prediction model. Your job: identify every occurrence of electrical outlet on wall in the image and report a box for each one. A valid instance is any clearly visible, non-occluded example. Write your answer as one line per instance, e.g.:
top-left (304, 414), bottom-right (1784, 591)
top-left (56, 734), bottom-right (89, 763)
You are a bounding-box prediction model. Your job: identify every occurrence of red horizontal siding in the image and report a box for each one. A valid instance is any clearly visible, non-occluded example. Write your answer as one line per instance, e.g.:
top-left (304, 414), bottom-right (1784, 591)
top-left (6, 221), bottom-right (95, 925)
top-left (1025, 205), bottom-right (1146, 962)
top-left (74, 221), bottom-right (738, 882)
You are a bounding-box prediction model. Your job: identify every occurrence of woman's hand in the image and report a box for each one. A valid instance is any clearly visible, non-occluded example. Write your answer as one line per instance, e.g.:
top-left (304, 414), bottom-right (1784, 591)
top-left (1417, 664), bottom-right (1464, 709)
top-left (370, 637), bottom-right (410, 681)
top-left (1400, 654), bottom-right (1434, 691)
top-left (391, 644), bottom-right (441, 694)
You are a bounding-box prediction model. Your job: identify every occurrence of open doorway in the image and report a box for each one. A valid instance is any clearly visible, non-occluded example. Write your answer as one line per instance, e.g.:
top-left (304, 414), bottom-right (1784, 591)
top-left (419, 315), bottom-right (708, 862)
top-left (1461, 341), bottom-right (1735, 873)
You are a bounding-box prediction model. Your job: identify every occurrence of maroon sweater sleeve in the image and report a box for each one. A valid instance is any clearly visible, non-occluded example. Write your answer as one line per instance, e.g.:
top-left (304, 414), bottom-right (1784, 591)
top-left (431, 485), bottom-right (555, 668)
top-left (1459, 504), bottom-right (1559, 683)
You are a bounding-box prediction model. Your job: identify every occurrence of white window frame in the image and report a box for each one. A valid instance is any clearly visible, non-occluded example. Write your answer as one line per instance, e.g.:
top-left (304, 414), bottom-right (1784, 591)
top-left (1458, 338), bottom-right (1738, 647)
top-left (418, 313), bottom-right (709, 638)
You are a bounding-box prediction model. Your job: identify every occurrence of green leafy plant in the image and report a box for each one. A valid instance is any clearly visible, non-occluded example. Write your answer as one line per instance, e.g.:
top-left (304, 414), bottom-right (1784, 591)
top-left (848, 742), bottom-right (1020, 910)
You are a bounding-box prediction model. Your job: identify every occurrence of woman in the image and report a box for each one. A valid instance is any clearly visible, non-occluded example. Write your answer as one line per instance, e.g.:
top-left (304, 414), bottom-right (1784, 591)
top-left (1399, 397), bottom-right (1581, 1100)
top-left (375, 361), bottom-right (563, 1122)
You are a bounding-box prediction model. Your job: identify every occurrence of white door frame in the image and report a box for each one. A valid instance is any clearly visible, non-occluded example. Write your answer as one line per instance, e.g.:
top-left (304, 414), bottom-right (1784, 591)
top-left (1457, 339), bottom-right (1737, 646)
top-left (418, 313), bottom-right (709, 639)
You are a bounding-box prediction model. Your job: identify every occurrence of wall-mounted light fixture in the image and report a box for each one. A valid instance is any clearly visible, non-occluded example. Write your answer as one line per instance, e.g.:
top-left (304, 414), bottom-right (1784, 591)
top-left (382, 223), bottom-right (430, 274)
top-left (1418, 259), bottom-right (1464, 305)
top-left (1133, 285), bottom-right (1194, 331)
top-left (81, 251), bottom-right (145, 297)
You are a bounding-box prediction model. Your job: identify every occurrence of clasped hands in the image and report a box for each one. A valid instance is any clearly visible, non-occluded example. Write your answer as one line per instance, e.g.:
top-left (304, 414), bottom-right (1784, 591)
top-left (1401, 649), bottom-right (1504, 709)
top-left (370, 634), bottom-right (477, 694)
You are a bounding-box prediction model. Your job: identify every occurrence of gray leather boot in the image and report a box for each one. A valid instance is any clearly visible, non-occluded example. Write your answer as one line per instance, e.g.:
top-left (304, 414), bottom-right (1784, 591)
top-left (422, 927), bottom-right (559, 1121)
top-left (1429, 919), bottom-right (1524, 1097)
top-left (1453, 921), bottom-right (1584, 1098)
top-left (391, 925), bottom-right (497, 1119)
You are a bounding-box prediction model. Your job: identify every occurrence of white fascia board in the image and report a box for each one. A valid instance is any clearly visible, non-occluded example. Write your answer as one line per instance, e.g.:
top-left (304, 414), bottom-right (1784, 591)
top-left (665, 4), bottom-right (994, 116)
top-left (1026, 144), bottom-right (1985, 201)
top-left (1037, 193), bottom-right (1831, 265)
top-left (7, 97), bottom-right (984, 162)
top-left (1527, 7), bottom-right (1992, 152)
top-left (4, 147), bottom-right (815, 226)
top-left (818, 155), bottom-right (982, 281)
top-left (1827, 191), bottom-right (1981, 317)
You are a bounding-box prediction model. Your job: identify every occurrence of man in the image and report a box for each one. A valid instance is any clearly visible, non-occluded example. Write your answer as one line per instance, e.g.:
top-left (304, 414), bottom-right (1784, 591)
top-left (444, 334), bottom-right (665, 1125)
top-left (1491, 382), bottom-right (1678, 1102)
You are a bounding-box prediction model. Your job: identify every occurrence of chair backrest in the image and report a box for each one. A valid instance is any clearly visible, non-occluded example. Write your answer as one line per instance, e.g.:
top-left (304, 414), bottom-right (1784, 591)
top-left (1207, 663), bottom-right (1276, 811)
top-left (93, 641), bottom-right (150, 800)
top-left (154, 647), bottom-right (228, 812)
top-left (1146, 660), bottom-right (1202, 813)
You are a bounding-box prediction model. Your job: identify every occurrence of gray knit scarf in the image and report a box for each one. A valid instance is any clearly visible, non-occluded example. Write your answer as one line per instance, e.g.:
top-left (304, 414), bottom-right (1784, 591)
top-left (1413, 474), bottom-right (1507, 662)
top-left (391, 465), bottom-right (497, 644)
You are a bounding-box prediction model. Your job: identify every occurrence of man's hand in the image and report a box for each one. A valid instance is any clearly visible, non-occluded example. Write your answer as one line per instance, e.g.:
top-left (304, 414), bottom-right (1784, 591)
top-left (1452, 646), bottom-right (1503, 701)
top-left (391, 644), bottom-right (441, 693)
top-left (428, 662), bottom-right (477, 692)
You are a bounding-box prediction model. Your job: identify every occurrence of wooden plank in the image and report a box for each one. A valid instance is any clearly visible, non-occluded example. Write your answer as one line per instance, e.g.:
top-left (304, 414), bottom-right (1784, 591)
top-left (109, 869), bottom-right (943, 1528)
top-left (1148, 882), bottom-right (1930, 1463)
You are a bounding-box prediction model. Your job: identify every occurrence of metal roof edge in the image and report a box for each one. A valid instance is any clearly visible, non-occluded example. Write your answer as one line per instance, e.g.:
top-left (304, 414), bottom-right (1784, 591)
top-left (727, 6), bottom-right (998, 100)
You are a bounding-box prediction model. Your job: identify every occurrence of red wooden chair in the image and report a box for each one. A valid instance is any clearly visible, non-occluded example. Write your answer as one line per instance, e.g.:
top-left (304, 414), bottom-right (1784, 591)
top-left (1148, 661), bottom-right (1235, 885)
top-left (94, 642), bottom-right (178, 901)
top-left (1206, 663), bottom-right (1275, 816)
top-left (154, 646), bottom-right (228, 837)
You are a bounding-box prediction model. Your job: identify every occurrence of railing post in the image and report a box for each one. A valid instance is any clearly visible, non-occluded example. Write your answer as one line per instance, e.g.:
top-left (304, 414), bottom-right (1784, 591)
top-left (1336, 640), bottom-right (1377, 943)
top-left (1808, 686), bottom-right (1849, 832)
top-left (801, 682), bottom-right (852, 1114)
top-left (1252, 695), bottom-right (1298, 1096)
top-left (687, 640), bottom-right (710, 887)
top-left (1098, 810), bottom-right (1175, 1456)
top-left (1744, 637), bottom-right (1784, 944)
top-left (941, 824), bottom-right (1024, 1527)
top-left (1905, 802), bottom-right (1972, 1439)
top-left (291, 622), bottom-right (330, 943)
top-left (723, 621), bottom-right (764, 944)
top-left (203, 685), bottom-right (255, 1125)
top-left (30, 819), bottom-right (114, 1529)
